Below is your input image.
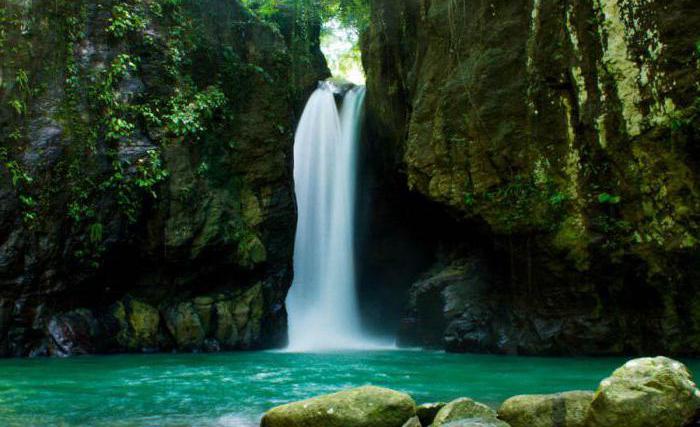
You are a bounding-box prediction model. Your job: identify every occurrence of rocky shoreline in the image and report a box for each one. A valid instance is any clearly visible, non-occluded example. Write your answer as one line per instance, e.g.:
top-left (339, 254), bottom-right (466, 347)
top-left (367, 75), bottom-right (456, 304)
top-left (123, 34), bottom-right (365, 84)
top-left (261, 356), bottom-right (700, 427)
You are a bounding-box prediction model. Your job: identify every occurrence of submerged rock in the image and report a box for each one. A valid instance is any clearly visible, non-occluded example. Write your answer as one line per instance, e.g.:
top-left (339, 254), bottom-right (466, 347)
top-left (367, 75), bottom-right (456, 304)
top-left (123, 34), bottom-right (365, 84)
top-left (261, 385), bottom-right (416, 427)
top-left (498, 391), bottom-right (593, 427)
top-left (432, 398), bottom-right (499, 426)
top-left (417, 401), bottom-right (446, 425)
top-left (586, 356), bottom-right (700, 427)
top-left (402, 416), bottom-right (422, 427)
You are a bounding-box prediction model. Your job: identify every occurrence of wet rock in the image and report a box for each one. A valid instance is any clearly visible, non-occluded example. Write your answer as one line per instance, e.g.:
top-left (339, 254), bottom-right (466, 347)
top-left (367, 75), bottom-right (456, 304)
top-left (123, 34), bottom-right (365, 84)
top-left (164, 302), bottom-right (205, 350)
top-left (498, 391), bottom-right (593, 427)
top-left (202, 338), bottom-right (221, 353)
top-left (402, 416), bottom-right (421, 427)
top-left (214, 299), bottom-right (240, 347)
top-left (261, 385), bottom-right (416, 427)
top-left (432, 398), bottom-right (499, 426)
top-left (23, 121), bottom-right (63, 169)
top-left (586, 357), bottom-right (700, 427)
top-left (0, 300), bottom-right (11, 336)
top-left (110, 298), bottom-right (160, 352)
top-left (47, 309), bottom-right (100, 357)
top-left (417, 402), bottom-right (446, 425)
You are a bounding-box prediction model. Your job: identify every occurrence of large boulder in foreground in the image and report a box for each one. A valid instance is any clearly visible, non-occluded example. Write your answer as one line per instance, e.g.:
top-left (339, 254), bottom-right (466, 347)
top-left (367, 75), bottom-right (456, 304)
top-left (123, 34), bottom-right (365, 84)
top-left (260, 386), bottom-right (416, 427)
top-left (498, 391), bottom-right (593, 427)
top-left (586, 356), bottom-right (700, 427)
top-left (432, 398), bottom-right (500, 426)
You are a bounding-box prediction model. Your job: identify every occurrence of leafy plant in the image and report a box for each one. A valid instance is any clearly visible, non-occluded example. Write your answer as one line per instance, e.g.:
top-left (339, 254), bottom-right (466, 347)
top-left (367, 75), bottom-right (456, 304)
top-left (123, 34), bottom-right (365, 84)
top-left (135, 149), bottom-right (169, 197)
top-left (107, 4), bottom-right (148, 38)
top-left (4, 160), bottom-right (37, 225)
top-left (166, 86), bottom-right (226, 137)
top-left (597, 192), bottom-right (621, 204)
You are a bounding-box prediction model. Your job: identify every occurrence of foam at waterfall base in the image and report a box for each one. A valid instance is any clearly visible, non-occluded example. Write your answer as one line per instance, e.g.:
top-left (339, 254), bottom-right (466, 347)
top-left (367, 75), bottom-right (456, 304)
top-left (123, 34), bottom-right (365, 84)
top-left (283, 335), bottom-right (397, 353)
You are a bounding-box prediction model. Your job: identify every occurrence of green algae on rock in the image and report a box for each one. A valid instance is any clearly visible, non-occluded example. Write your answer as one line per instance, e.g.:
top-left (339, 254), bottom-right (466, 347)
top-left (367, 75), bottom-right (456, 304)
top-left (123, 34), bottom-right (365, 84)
top-left (586, 356), bottom-right (700, 427)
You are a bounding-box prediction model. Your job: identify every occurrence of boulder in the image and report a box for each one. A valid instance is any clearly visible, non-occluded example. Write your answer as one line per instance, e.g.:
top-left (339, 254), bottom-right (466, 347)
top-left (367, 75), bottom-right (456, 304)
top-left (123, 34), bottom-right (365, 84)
top-left (586, 356), bottom-right (700, 427)
top-left (417, 402), bottom-right (446, 425)
top-left (498, 391), bottom-right (593, 427)
top-left (432, 398), bottom-right (498, 426)
top-left (261, 385), bottom-right (416, 427)
top-left (402, 416), bottom-right (422, 427)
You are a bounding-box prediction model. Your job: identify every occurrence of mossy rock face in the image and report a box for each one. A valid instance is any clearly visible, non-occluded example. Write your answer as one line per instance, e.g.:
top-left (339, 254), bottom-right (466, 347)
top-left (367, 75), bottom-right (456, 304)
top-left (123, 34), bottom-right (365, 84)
top-left (498, 391), bottom-right (593, 427)
top-left (163, 302), bottom-right (206, 350)
top-left (586, 356), bottom-right (700, 427)
top-left (432, 398), bottom-right (498, 426)
top-left (261, 386), bottom-right (416, 427)
top-left (0, 0), bottom-right (327, 356)
top-left (111, 298), bottom-right (160, 352)
top-left (365, 0), bottom-right (700, 356)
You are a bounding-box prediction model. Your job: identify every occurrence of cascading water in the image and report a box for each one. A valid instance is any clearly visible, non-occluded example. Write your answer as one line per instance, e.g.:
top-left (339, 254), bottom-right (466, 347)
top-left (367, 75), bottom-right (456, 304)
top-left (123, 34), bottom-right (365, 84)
top-left (286, 82), bottom-right (370, 351)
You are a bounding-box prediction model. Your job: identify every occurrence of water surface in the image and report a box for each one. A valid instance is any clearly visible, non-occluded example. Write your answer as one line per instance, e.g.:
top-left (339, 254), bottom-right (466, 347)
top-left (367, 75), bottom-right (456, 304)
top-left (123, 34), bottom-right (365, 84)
top-left (0, 350), bottom-right (697, 426)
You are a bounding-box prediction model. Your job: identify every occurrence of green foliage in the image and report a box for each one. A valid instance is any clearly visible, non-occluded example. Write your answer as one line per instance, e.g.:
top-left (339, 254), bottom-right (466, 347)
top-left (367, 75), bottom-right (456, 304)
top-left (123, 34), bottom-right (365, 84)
top-left (4, 159), bottom-right (37, 225)
top-left (243, 0), bottom-right (369, 79)
top-left (8, 98), bottom-right (26, 115)
top-left (549, 191), bottom-right (570, 206)
top-left (107, 3), bottom-right (148, 38)
top-left (89, 222), bottom-right (103, 244)
top-left (597, 192), bottom-right (621, 204)
top-left (5, 160), bottom-right (32, 187)
top-left (106, 117), bottom-right (135, 141)
top-left (135, 149), bottom-right (169, 197)
top-left (166, 86), bottom-right (227, 137)
top-left (196, 161), bottom-right (210, 176)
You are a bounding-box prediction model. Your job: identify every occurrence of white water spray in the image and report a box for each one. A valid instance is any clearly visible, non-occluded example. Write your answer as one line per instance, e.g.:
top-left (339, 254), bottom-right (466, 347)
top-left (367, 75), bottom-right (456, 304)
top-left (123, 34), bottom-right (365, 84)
top-left (286, 82), bottom-right (373, 351)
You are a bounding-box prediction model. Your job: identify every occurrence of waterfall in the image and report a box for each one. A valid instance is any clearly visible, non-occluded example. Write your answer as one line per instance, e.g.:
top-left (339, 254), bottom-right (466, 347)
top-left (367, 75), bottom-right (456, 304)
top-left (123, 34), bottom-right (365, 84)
top-left (286, 82), bottom-right (369, 351)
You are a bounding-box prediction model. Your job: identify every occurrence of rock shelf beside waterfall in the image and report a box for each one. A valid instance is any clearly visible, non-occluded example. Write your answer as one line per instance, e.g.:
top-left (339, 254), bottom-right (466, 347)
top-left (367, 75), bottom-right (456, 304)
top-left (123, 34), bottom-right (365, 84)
top-left (260, 356), bottom-right (700, 427)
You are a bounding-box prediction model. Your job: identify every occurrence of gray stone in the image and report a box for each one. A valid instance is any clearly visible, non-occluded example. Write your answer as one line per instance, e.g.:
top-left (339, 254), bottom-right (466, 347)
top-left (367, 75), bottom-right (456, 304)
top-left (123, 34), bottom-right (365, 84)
top-left (498, 391), bottom-right (593, 427)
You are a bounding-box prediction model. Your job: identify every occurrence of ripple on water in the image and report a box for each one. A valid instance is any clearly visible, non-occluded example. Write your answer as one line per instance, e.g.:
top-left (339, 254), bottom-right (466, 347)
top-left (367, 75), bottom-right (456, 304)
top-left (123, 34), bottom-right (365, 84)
top-left (0, 350), bottom-right (696, 426)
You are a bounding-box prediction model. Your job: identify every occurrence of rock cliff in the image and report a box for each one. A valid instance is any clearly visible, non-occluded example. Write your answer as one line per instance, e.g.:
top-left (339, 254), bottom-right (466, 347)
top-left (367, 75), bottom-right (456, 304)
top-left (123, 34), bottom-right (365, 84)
top-left (363, 0), bottom-right (700, 354)
top-left (0, 0), bottom-right (328, 356)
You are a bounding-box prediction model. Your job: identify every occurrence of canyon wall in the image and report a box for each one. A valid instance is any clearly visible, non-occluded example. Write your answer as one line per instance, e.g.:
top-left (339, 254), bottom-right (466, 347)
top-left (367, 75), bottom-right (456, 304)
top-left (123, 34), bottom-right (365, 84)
top-left (0, 0), bottom-right (327, 356)
top-left (363, 0), bottom-right (700, 354)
